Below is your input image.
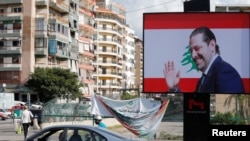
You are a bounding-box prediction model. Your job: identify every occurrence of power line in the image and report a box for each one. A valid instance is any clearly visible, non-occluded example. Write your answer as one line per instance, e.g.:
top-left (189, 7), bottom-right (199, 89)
top-left (125, 0), bottom-right (177, 13)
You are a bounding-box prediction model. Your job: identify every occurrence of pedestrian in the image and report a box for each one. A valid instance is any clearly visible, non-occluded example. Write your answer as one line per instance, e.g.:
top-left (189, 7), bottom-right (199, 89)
top-left (21, 106), bottom-right (33, 139)
top-left (163, 26), bottom-right (245, 93)
top-left (94, 115), bottom-right (107, 128)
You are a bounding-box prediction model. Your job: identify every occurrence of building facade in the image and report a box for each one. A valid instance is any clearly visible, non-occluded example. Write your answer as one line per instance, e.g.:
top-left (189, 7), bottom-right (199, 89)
top-left (134, 37), bottom-right (143, 93)
top-left (0, 0), bottom-right (139, 103)
top-left (93, 0), bottom-right (136, 98)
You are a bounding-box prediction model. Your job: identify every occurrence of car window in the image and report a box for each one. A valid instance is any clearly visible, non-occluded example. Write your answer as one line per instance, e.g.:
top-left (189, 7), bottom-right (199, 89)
top-left (67, 128), bottom-right (107, 141)
top-left (28, 129), bottom-right (65, 141)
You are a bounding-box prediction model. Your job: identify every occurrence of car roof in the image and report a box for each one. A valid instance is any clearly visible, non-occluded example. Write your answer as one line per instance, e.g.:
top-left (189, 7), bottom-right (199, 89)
top-left (26, 125), bottom-right (141, 141)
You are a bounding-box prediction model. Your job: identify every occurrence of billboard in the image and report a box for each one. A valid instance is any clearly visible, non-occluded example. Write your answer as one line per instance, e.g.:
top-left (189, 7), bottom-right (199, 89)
top-left (143, 12), bottom-right (250, 94)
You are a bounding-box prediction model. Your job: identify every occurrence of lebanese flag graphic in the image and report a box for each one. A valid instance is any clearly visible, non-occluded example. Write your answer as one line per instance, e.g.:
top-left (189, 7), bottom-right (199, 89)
top-left (143, 12), bottom-right (250, 93)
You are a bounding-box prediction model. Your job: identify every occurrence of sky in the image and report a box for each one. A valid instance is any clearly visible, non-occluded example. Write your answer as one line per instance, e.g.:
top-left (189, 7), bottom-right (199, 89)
top-left (113, 0), bottom-right (250, 40)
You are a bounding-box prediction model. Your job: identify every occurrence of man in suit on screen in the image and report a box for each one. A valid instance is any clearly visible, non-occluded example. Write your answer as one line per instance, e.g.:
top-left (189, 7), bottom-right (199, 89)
top-left (163, 26), bottom-right (245, 93)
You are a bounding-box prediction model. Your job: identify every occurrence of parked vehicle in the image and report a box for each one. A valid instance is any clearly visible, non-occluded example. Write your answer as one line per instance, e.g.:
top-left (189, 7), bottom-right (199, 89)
top-left (0, 112), bottom-right (9, 120)
top-left (0, 108), bottom-right (11, 117)
top-left (25, 125), bottom-right (144, 141)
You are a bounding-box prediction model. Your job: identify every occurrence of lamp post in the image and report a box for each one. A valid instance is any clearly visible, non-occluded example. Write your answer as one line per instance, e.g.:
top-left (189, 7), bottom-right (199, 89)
top-left (27, 93), bottom-right (30, 109)
top-left (2, 83), bottom-right (6, 109)
top-left (2, 83), bottom-right (6, 91)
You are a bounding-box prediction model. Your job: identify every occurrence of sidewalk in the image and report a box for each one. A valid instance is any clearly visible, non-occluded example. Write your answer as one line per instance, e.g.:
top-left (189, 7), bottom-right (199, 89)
top-left (0, 119), bottom-right (40, 141)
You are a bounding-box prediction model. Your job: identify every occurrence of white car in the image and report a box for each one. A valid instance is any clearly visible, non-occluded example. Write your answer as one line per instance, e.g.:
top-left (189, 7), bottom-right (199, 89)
top-left (0, 108), bottom-right (11, 116)
top-left (26, 125), bottom-right (145, 141)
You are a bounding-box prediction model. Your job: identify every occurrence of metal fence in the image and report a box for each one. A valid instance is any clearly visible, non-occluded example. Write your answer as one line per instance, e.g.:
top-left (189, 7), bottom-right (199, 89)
top-left (41, 98), bottom-right (93, 123)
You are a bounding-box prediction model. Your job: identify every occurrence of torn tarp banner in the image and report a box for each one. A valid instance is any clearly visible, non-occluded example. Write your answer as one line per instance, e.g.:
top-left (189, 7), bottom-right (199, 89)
top-left (91, 94), bottom-right (170, 138)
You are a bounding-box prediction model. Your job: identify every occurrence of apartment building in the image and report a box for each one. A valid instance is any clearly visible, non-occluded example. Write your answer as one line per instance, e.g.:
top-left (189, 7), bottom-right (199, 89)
top-left (134, 37), bottom-right (143, 93)
top-left (122, 27), bottom-right (136, 93)
top-left (0, 0), bottom-right (95, 102)
top-left (92, 0), bottom-right (126, 98)
top-left (0, 0), bottom-right (138, 102)
top-left (78, 0), bottom-right (96, 99)
top-left (0, 0), bottom-right (37, 101)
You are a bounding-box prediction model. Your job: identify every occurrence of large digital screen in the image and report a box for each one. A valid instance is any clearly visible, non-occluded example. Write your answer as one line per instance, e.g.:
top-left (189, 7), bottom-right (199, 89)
top-left (143, 12), bottom-right (250, 94)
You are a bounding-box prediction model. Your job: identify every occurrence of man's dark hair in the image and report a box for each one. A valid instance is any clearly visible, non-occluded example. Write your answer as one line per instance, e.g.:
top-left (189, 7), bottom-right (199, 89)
top-left (190, 26), bottom-right (220, 54)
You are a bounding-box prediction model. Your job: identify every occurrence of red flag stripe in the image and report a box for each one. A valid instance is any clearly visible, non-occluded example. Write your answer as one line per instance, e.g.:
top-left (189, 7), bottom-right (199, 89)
top-left (144, 12), bottom-right (250, 29)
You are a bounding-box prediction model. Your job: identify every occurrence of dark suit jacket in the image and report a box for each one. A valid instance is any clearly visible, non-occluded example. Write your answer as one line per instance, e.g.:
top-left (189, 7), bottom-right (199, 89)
top-left (196, 56), bottom-right (245, 93)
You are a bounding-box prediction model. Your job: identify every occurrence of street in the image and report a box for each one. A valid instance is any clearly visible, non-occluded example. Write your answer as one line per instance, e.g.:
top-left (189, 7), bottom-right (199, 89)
top-left (0, 118), bottom-right (183, 141)
top-left (0, 118), bottom-right (39, 141)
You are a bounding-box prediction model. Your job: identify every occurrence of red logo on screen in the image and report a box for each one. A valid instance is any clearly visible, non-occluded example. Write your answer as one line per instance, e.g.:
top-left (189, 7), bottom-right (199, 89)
top-left (188, 99), bottom-right (204, 110)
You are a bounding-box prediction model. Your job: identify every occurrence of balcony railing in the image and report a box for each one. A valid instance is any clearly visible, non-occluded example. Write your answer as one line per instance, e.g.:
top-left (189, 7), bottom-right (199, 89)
top-left (0, 46), bottom-right (21, 54)
top-left (49, 15), bottom-right (68, 24)
top-left (49, 0), bottom-right (69, 13)
top-left (0, 63), bottom-right (21, 71)
top-left (0, 0), bottom-right (22, 4)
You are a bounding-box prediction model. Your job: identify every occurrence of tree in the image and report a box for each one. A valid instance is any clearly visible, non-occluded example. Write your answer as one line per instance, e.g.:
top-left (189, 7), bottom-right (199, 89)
top-left (25, 67), bottom-right (82, 102)
top-left (224, 94), bottom-right (250, 124)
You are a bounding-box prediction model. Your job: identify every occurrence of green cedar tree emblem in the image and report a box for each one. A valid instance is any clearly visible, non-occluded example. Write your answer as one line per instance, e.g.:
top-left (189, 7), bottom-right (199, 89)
top-left (181, 45), bottom-right (197, 72)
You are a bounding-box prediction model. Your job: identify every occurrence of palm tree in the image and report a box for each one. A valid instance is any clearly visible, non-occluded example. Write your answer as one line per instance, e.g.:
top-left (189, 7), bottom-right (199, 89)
top-left (223, 94), bottom-right (250, 125)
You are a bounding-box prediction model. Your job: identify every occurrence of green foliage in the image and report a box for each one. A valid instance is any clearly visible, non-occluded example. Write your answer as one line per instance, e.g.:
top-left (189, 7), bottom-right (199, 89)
top-left (210, 111), bottom-right (246, 125)
top-left (158, 132), bottom-right (183, 140)
top-left (25, 67), bottom-right (82, 102)
top-left (120, 91), bottom-right (138, 100)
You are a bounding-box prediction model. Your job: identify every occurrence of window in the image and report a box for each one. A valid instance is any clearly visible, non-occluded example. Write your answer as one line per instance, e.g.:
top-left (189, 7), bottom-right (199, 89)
top-left (0, 9), bottom-right (4, 14)
top-left (57, 24), bottom-right (61, 32)
top-left (0, 41), bottom-right (3, 47)
top-left (12, 7), bottom-right (22, 13)
top-left (103, 35), bottom-right (107, 41)
top-left (0, 24), bottom-right (3, 30)
top-left (102, 68), bottom-right (106, 74)
top-left (103, 57), bottom-right (107, 63)
top-left (13, 23), bottom-right (21, 30)
top-left (49, 23), bottom-right (56, 31)
top-left (36, 21), bottom-right (45, 31)
top-left (12, 57), bottom-right (19, 64)
top-left (103, 24), bottom-right (106, 30)
top-left (35, 38), bottom-right (46, 47)
top-left (13, 40), bottom-right (21, 46)
top-left (102, 46), bottom-right (106, 52)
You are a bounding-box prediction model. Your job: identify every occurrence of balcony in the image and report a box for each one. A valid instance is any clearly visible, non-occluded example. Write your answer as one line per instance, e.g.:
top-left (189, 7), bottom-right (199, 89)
top-left (98, 83), bottom-right (121, 89)
top-left (81, 78), bottom-right (94, 84)
top-left (79, 63), bottom-right (94, 71)
top-left (0, 14), bottom-right (22, 21)
top-left (97, 38), bottom-right (122, 47)
top-left (0, 63), bottom-right (21, 71)
top-left (78, 36), bottom-right (91, 43)
top-left (0, 47), bottom-right (21, 54)
top-left (97, 27), bottom-right (122, 38)
top-left (79, 50), bottom-right (94, 58)
top-left (79, 23), bottom-right (94, 33)
top-left (35, 30), bottom-right (48, 37)
top-left (35, 47), bottom-right (47, 55)
top-left (36, 0), bottom-right (48, 5)
top-left (48, 31), bottom-right (69, 42)
top-left (95, 60), bottom-right (122, 68)
top-left (92, 71), bottom-right (122, 79)
top-left (55, 49), bottom-right (68, 58)
top-left (0, 0), bottom-right (22, 4)
top-left (49, 15), bottom-right (68, 25)
top-left (49, 0), bottom-right (69, 13)
top-left (0, 29), bottom-right (22, 37)
top-left (69, 51), bottom-right (78, 60)
top-left (69, 38), bottom-right (78, 48)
